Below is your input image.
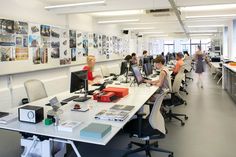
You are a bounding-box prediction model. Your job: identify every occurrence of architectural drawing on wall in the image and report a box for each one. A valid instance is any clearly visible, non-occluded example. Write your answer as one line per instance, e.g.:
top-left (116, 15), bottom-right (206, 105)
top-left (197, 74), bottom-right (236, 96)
top-left (29, 23), bottom-right (40, 35)
top-left (0, 46), bottom-right (15, 61)
top-left (71, 48), bottom-right (76, 61)
top-left (40, 25), bottom-right (50, 37)
top-left (82, 33), bottom-right (88, 56)
top-left (0, 34), bottom-right (15, 46)
top-left (15, 34), bottom-right (28, 61)
top-left (60, 29), bottom-right (69, 62)
top-left (51, 27), bottom-right (60, 38)
top-left (14, 21), bottom-right (28, 35)
top-left (102, 35), bottom-right (107, 55)
top-left (93, 33), bottom-right (98, 49)
top-left (51, 28), bottom-right (60, 59)
top-left (29, 35), bottom-right (40, 47)
top-left (32, 47), bottom-right (48, 64)
top-left (41, 36), bottom-right (50, 48)
top-left (15, 47), bottom-right (28, 60)
top-left (0, 19), bottom-right (15, 34)
top-left (69, 30), bottom-right (76, 48)
top-left (88, 33), bottom-right (93, 49)
top-left (60, 58), bottom-right (71, 65)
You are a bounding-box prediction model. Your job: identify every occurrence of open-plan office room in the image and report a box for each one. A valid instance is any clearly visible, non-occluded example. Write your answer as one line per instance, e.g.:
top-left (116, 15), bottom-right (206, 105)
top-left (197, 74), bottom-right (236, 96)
top-left (0, 0), bottom-right (236, 157)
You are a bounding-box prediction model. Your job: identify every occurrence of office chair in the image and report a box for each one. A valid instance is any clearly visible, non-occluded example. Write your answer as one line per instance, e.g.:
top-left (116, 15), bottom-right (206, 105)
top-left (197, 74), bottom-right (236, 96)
top-left (123, 89), bottom-right (174, 157)
top-left (163, 67), bottom-right (188, 126)
top-left (24, 79), bottom-right (47, 102)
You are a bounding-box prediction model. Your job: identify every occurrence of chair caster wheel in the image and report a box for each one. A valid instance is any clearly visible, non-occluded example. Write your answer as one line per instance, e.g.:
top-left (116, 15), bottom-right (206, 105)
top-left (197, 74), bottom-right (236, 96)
top-left (128, 143), bottom-right (132, 149)
top-left (184, 101), bottom-right (187, 105)
top-left (153, 142), bottom-right (159, 148)
top-left (185, 116), bottom-right (188, 120)
top-left (186, 93), bottom-right (189, 95)
top-left (181, 122), bottom-right (185, 126)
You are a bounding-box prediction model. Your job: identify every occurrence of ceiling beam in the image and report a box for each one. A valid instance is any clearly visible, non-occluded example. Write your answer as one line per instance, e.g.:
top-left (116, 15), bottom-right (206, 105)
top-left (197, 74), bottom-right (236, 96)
top-left (169, 0), bottom-right (189, 38)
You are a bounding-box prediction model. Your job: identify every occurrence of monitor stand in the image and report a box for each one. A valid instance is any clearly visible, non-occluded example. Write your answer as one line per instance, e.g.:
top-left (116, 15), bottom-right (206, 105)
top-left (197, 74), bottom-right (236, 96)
top-left (73, 96), bottom-right (91, 102)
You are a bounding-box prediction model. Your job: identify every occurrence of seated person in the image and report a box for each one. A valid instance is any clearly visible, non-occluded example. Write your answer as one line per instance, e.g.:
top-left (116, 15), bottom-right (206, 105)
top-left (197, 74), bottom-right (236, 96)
top-left (144, 55), bottom-right (171, 102)
top-left (83, 55), bottom-right (102, 85)
top-left (144, 55), bottom-right (171, 90)
top-left (171, 52), bottom-right (184, 77)
top-left (131, 53), bottom-right (138, 65)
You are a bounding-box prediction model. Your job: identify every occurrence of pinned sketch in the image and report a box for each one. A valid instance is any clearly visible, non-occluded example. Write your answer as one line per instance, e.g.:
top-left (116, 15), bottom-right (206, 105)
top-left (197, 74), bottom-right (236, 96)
top-left (14, 21), bottom-right (28, 35)
top-left (0, 19), bottom-right (15, 34)
top-left (88, 33), bottom-right (93, 49)
top-left (60, 29), bottom-right (69, 62)
top-left (93, 33), bottom-right (98, 49)
top-left (41, 36), bottom-right (50, 47)
top-left (0, 34), bottom-right (15, 46)
top-left (69, 30), bottom-right (76, 48)
top-left (0, 46), bottom-right (15, 61)
top-left (76, 32), bottom-right (82, 49)
top-left (29, 23), bottom-right (40, 35)
top-left (29, 35), bottom-right (40, 47)
top-left (40, 25), bottom-right (50, 37)
top-left (15, 47), bottom-right (28, 60)
top-left (60, 58), bottom-right (71, 65)
top-left (32, 47), bottom-right (48, 64)
top-left (80, 33), bottom-right (88, 56)
top-left (71, 48), bottom-right (76, 61)
top-left (51, 27), bottom-right (60, 38)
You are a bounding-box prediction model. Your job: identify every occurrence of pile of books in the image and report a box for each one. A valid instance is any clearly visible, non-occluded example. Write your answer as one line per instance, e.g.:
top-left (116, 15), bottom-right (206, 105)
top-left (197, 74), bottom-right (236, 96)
top-left (95, 104), bottom-right (135, 121)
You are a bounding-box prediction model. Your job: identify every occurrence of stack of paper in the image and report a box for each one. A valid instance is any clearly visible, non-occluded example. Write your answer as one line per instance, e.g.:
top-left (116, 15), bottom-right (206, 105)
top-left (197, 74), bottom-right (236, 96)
top-left (0, 113), bottom-right (17, 124)
top-left (58, 121), bottom-right (81, 132)
top-left (95, 110), bottom-right (129, 121)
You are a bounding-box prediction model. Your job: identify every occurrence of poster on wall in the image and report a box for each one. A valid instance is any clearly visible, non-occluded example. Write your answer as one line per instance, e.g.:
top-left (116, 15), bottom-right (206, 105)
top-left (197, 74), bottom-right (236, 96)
top-left (40, 25), bottom-right (50, 37)
top-left (15, 35), bottom-right (28, 61)
top-left (14, 21), bottom-right (28, 35)
top-left (0, 46), bottom-right (15, 61)
top-left (76, 32), bottom-right (83, 57)
top-left (93, 33), bottom-right (98, 49)
top-left (32, 47), bottom-right (48, 64)
top-left (88, 33), bottom-right (93, 49)
top-left (60, 29), bottom-right (69, 60)
top-left (82, 33), bottom-right (88, 56)
top-left (0, 19), bottom-right (15, 34)
top-left (29, 23), bottom-right (40, 35)
top-left (50, 27), bottom-right (60, 59)
top-left (69, 30), bottom-right (76, 48)
top-left (71, 48), bottom-right (76, 61)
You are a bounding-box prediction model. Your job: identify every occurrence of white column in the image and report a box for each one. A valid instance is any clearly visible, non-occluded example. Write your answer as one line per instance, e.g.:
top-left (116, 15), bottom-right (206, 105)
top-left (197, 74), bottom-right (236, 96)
top-left (223, 26), bottom-right (229, 58)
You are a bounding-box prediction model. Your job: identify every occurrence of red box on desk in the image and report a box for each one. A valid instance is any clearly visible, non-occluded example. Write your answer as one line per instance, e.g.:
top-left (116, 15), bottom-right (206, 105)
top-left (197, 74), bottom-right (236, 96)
top-left (102, 87), bottom-right (129, 98)
top-left (93, 92), bottom-right (116, 102)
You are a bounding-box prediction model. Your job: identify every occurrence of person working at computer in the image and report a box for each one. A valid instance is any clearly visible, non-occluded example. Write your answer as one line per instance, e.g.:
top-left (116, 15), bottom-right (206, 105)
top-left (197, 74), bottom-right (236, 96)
top-left (83, 55), bottom-right (101, 85)
top-left (144, 55), bottom-right (171, 89)
top-left (171, 52), bottom-right (184, 77)
top-left (131, 53), bottom-right (138, 65)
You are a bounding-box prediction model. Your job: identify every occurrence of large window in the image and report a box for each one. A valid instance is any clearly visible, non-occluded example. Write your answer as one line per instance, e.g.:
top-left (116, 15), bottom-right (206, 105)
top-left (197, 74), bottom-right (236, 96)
top-left (164, 40), bottom-right (174, 54)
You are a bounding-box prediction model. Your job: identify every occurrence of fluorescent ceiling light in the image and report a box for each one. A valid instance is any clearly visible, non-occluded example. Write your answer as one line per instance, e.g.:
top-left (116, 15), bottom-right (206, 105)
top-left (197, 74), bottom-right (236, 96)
top-left (188, 25), bottom-right (224, 28)
top-left (186, 14), bottom-right (236, 19)
top-left (122, 27), bottom-right (155, 30)
top-left (92, 10), bottom-right (144, 17)
top-left (147, 35), bottom-right (168, 37)
top-left (190, 30), bottom-right (218, 33)
top-left (98, 19), bottom-right (139, 24)
top-left (180, 4), bottom-right (236, 11)
top-left (45, 0), bottom-right (105, 9)
top-left (190, 34), bottom-right (213, 36)
top-left (139, 31), bottom-right (164, 34)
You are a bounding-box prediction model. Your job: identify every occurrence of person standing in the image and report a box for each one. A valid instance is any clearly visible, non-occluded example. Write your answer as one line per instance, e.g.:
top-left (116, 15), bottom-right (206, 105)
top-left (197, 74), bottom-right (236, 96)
top-left (131, 53), bottom-right (138, 65)
top-left (195, 46), bottom-right (204, 88)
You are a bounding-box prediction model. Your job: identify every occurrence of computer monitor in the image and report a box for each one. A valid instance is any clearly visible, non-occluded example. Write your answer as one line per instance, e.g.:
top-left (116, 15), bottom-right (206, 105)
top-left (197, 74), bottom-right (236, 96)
top-left (143, 63), bottom-right (153, 76)
top-left (70, 70), bottom-right (90, 102)
top-left (120, 61), bottom-right (128, 75)
top-left (131, 65), bottom-right (144, 86)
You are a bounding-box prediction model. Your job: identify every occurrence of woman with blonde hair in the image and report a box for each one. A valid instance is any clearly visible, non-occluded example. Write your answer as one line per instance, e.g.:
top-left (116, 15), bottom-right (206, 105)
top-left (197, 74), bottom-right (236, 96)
top-left (83, 55), bottom-right (101, 84)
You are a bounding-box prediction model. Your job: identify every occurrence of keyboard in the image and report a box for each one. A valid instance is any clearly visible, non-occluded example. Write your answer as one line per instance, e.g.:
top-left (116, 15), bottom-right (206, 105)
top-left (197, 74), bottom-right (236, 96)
top-left (92, 83), bottom-right (102, 86)
top-left (143, 77), bottom-right (151, 80)
top-left (62, 95), bottom-right (80, 103)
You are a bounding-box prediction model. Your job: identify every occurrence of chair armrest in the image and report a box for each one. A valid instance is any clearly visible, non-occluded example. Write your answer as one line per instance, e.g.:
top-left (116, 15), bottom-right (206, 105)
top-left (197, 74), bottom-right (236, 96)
top-left (135, 112), bottom-right (146, 117)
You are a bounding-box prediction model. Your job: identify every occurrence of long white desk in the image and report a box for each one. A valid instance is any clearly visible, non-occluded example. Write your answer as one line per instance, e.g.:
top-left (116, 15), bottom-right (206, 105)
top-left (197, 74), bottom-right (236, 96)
top-left (0, 82), bottom-right (158, 156)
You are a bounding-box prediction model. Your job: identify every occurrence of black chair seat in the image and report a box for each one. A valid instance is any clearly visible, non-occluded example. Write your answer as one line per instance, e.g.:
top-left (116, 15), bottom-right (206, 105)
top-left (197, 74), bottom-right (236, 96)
top-left (124, 119), bottom-right (165, 139)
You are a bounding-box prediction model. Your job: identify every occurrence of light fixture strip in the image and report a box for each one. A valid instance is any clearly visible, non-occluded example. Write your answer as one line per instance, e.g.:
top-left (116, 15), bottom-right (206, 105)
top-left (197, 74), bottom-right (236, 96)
top-left (139, 31), bottom-right (164, 34)
top-left (188, 25), bottom-right (224, 28)
top-left (98, 19), bottom-right (139, 24)
top-left (45, 0), bottom-right (105, 9)
top-left (122, 27), bottom-right (156, 30)
top-left (186, 14), bottom-right (236, 19)
top-left (181, 4), bottom-right (236, 11)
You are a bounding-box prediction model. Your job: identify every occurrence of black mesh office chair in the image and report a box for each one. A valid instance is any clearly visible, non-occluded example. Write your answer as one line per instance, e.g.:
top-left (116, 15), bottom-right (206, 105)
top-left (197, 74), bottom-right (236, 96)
top-left (123, 89), bottom-right (173, 157)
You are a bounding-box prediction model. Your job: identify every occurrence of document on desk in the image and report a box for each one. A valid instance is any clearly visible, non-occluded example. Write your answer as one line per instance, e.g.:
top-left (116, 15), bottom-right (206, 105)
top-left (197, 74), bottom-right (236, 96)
top-left (0, 113), bottom-right (17, 124)
top-left (58, 121), bottom-right (82, 132)
top-left (95, 110), bottom-right (129, 121)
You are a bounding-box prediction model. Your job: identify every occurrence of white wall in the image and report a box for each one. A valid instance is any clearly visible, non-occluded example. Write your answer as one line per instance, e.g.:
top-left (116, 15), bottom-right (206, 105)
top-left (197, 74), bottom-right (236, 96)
top-left (0, 0), bottom-right (125, 110)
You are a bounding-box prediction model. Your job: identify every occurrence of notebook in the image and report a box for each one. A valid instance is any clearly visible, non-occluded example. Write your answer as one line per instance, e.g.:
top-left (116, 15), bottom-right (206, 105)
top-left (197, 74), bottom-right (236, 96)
top-left (80, 123), bottom-right (112, 139)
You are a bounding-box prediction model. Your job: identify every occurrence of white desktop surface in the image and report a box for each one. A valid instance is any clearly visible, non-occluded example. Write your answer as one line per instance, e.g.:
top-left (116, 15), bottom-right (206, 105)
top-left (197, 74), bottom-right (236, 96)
top-left (0, 83), bottom-right (158, 146)
top-left (223, 64), bottom-right (236, 73)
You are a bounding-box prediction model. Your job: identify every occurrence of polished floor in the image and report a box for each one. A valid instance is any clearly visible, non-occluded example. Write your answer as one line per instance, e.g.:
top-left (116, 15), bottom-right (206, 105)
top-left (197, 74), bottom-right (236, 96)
top-left (1, 66), bottom-right (236, 157)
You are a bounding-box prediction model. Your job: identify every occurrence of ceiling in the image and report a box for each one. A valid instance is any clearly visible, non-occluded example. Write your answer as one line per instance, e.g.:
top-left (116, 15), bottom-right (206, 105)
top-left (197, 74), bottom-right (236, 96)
top-left (42, 0), bottom-right (236, 38)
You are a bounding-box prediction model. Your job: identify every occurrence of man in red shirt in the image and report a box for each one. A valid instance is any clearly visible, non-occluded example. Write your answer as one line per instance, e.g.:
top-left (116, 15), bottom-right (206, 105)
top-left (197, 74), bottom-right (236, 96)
top-left (83, 55), bottom-right (101, 84)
